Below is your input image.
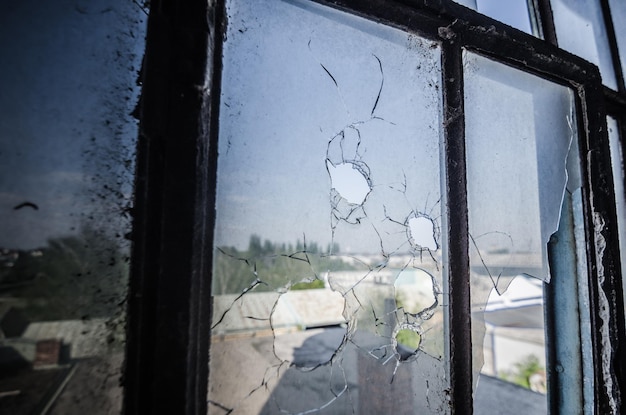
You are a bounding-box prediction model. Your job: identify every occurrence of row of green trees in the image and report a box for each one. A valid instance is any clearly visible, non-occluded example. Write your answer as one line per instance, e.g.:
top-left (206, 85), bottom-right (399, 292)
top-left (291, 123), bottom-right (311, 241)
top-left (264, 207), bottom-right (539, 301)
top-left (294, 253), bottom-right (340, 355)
top-left (213, 235), bottom-right (349, 295)
top-left (0, 227), bottom-right (127, 322)
top-left (2, 232), bottom-right (352, 318)
top-left (246, 234), bottom-right (340, 257)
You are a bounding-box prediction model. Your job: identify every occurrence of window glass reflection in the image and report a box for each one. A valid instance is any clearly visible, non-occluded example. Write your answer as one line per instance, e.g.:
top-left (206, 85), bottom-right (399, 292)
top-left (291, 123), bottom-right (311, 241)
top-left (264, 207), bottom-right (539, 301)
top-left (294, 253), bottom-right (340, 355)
top-left (0, 1), bottom-right (146, 413)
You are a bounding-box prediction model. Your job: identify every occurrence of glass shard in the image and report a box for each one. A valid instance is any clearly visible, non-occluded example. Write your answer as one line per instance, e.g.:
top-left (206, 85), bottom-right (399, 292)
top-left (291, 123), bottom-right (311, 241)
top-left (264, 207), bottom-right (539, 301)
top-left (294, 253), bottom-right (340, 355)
top-left (464, 51), bottom-right (575, 287)
top-left (464, 51), bottom-right (579, 413)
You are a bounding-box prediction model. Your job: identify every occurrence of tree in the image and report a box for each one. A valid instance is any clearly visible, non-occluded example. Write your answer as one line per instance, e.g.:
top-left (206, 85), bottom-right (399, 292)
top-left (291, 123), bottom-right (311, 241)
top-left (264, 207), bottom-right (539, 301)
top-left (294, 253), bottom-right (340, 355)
top-left (500, 354), bottom-right (545, 391)
top-left (4, 227), bottom-right (128, 322)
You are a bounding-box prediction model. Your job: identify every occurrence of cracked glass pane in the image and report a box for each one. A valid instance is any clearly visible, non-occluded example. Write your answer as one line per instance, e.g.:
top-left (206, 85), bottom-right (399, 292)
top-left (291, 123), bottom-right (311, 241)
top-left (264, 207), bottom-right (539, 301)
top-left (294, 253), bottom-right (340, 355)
top-left (464, 51), bottom-right (578, 413)
top-left (0, 1), bottom-right (147, 413)
top-left (550, 0), bottom-right (618, 89)
top-left (209, 0), bottom-right (447, 413)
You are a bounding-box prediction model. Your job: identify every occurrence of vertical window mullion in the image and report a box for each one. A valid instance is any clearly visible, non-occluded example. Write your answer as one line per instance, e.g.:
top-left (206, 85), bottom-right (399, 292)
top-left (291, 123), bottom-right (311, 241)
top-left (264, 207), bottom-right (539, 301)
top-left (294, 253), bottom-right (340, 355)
top-left (533, 0), bottom-right (558, 45)
top-left (442, 38), bottom-right (473, 413)
top-left (578, 80), bottom-right (625, 414)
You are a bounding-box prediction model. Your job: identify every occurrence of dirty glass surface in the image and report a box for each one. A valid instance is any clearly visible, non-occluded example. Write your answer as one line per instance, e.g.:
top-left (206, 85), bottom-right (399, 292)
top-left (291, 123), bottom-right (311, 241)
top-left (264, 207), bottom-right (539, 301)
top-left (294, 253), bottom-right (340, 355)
top-left (0, 0), bottom-right (146, 413)
top-left (464, 51), bottom-right (579, 413)
top-left (550, 0), bottom-right (618, 89)
top-left (209, 0), bottom-right (448, 413)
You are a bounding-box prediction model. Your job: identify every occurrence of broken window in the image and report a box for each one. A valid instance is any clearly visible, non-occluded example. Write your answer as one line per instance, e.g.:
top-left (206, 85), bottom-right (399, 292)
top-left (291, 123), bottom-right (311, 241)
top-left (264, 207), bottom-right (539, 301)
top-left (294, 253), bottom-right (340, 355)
top-left (4, 0), bottom-right (626, 412)
top-left (209, 0), bottom-right (448, 413)
top-left (200, 0), bottom-right (624, 414)
top-left (463, 51), bottom-right (587, 412)
top-left (0, 1), bottom-right (147, 413)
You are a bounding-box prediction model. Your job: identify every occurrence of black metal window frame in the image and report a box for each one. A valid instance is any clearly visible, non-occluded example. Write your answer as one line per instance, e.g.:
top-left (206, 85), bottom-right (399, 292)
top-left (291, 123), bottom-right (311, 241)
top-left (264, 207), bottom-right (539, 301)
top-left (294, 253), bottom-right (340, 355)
top-left (124, 0), bottom-right (626, 414)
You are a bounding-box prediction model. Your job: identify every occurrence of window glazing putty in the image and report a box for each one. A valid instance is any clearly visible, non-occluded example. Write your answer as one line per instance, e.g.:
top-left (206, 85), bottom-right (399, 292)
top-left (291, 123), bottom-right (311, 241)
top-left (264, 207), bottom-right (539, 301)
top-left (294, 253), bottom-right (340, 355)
top-left (209, 0), bottom-right (447, 413)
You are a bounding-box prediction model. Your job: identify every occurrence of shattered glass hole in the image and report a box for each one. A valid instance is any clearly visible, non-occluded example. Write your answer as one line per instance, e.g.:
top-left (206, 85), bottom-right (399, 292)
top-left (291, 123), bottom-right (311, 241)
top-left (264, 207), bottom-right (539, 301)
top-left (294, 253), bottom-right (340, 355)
top-left (394, 268), bottom-right (437, 314)
top-left (326, 159), bottom-right (371, 205)
top-left (271, 286), bottom-right (347, 369)
top-left (394, 325), bottom-right (421, 361)
top-left (407, 215), bottom-right (437, 250)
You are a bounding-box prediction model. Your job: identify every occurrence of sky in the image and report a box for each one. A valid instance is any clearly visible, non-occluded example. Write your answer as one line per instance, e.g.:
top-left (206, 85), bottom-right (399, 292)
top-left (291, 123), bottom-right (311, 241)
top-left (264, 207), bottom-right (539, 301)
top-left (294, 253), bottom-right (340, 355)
top-left (213, 0), bottom-right (574, 270)
top-left (475, 0), bottom-right (532, 33)
top-left (0, 0), bottom-right (573, 264)
top-left (0, 0), bottom-right (146, 249)
top-left (214, 0), bottom-right (443, 254)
